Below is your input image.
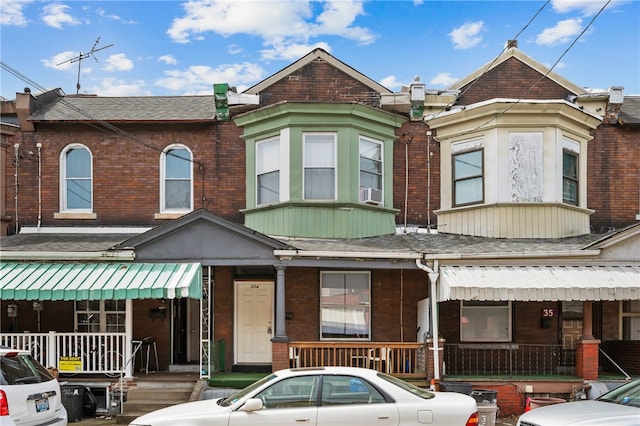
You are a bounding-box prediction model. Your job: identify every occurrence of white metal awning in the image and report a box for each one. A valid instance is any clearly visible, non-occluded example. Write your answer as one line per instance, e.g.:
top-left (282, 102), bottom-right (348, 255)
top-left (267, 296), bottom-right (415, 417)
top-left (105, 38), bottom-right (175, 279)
top-left (439, 265), bottom-right (640, 302)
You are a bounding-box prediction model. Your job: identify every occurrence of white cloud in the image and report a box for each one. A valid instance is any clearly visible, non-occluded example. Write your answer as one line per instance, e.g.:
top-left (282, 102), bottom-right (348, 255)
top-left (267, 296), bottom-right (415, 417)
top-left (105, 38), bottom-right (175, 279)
top-left (86, 77), bottom-right (151, 96)
top-left (429, 72), bottom-right (458, 87)
top-left (260, 42), bottom-right (331, 61)
top-left (103, 54), bottom-right (134, 72)
top-left (380, 75), bottom-right (404, 91)
top-left (41, 3), bottom-right (80, 29)
top-left (158, 55), bottom-right (178, 65)
top-left (42, 51), bottom-right (80, 71)
top-left (155, 62), bottom-right (265, 95)
top-left (449, 21), bottom-right (484, 50)
top-left (0, 0), bottom-right (32, 26)
top-left (166, 0), bottom-right (375, 56)
top-left (228, 44), bottom-right (242, 55)
top-left (536, 18), bottom-right (583, 45)
top-left (551, 0), bottom-right (622, 16)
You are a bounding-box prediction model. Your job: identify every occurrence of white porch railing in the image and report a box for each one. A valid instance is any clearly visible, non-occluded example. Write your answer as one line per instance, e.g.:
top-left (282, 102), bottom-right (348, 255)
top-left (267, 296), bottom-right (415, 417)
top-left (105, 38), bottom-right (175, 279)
top-left (1, 331), bottom-right (127, 377)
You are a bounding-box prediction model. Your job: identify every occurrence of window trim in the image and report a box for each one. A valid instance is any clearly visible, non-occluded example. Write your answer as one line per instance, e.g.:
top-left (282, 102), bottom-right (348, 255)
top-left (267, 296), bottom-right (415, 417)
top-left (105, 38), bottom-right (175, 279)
top-left (359, 136), bottom-right (384, 203)
top-left (59, 144), bottom-right (93, 213)
top-left (303, 132), bottom-right (337, 201)
top-left (460, 301), bottom-right (512, 342)
top-left (452, 147), bottom-right (484, 207)
top-left (320, 271), bottom-right (371, 341)
top-left (562, 149), bottom-right (579, 206)
top-left (75, 300), bottom-right (126, 333)
top-left (160, 144), bottom-right (193, 213)
top-left (256, 136), bottom-right (281, 205)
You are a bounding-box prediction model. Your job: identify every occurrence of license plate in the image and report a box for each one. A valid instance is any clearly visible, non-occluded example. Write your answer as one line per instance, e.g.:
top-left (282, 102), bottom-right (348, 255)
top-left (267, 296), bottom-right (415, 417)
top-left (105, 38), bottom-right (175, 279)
top-left (35, 398), bottom-right (49, 412)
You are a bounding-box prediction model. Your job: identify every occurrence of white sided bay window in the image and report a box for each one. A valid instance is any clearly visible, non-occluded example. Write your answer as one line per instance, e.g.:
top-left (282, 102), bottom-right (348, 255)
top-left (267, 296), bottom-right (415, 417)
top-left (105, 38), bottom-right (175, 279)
top-left (460, 301), bottom-right (511, 342)
top-left (321, 272), bottom-right (370, 340)
top-left (256, 137), bottom-right (280, 205)
top-left (304, 133), bottom-right (336, 200)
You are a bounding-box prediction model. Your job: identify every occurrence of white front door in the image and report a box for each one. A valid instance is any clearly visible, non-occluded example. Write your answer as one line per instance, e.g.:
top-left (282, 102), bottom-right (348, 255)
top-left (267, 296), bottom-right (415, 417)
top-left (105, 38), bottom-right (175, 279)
top-left (235, 281), bottom-right (274, 364)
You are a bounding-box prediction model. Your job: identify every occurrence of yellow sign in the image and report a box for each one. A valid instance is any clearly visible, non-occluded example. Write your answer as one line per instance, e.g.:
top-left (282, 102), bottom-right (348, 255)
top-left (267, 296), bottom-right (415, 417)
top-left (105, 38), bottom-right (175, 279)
top-left (58, 356), bottom-right (82, 372)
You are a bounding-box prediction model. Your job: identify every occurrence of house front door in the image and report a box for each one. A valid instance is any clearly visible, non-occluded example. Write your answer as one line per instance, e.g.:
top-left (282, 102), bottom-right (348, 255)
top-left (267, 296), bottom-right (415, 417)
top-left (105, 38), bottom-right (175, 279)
top-left (235, 281), bottom-right (274, 364)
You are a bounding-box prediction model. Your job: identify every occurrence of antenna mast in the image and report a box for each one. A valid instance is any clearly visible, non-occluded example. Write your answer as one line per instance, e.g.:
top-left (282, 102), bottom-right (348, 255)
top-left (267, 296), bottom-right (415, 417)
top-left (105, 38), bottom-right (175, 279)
top-left (57, 37), bottom-right (113, 94)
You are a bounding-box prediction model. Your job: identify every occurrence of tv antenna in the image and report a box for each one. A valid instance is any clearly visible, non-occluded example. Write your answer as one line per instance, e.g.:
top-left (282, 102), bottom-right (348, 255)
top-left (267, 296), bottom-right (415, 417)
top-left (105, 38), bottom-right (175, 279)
top-left (57, 37), bottom-right (113, 94)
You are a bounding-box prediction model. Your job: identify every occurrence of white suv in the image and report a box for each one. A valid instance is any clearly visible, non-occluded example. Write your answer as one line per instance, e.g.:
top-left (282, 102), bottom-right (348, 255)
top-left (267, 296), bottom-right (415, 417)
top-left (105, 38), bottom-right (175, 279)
top-left (0, 346), bottom-right (68, 426)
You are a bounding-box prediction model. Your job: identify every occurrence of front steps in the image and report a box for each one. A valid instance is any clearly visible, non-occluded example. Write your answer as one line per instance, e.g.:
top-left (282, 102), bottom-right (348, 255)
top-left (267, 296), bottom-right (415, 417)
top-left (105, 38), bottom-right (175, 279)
top-left (115, 380), bottom-right (200, 424)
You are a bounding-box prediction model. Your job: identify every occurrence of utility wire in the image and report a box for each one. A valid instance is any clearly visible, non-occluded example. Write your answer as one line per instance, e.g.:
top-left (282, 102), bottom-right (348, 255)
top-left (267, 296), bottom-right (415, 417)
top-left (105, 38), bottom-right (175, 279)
top-left (428, 0), bottom-right (612, 141)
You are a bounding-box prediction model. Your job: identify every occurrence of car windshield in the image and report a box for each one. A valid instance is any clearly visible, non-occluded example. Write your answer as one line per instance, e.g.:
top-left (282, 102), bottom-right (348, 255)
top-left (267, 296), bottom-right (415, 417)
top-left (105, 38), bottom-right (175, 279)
top-left (219, 374), bottom-right (278, 407)
top-left (597, 380), bottom-right (640, 408)
top-left (1, 352), bottom-right (53, 385)
top-left (377, 372), bottom-right (435, 399)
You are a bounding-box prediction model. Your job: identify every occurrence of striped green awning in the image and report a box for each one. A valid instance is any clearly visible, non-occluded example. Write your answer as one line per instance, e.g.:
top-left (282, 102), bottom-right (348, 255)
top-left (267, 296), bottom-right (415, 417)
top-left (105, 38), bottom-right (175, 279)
top-left (0, 262), bottom-right (202, 300)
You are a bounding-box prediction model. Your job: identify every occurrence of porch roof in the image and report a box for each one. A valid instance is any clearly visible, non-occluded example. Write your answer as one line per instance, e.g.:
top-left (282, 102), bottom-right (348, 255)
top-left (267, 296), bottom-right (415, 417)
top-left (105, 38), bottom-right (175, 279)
top-left (0, 262), bottom-right (202, 301)
top-left (439, 265), bottom-right (640, 302)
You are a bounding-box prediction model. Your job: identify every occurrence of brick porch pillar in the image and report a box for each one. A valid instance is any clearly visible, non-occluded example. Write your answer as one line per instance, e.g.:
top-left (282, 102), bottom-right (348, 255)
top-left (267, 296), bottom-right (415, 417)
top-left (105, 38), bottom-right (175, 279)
top-left (576, 339), bottom-right (600, 380)
top-left (426, 338), bottom-right (445, 380)
top-left (272, 340), bottom-right (290, 372)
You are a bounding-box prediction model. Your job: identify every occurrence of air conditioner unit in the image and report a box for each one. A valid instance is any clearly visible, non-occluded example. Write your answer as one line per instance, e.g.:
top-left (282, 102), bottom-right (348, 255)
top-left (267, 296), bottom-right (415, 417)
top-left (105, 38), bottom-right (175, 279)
top-left (360, 187), bottom-right (383, 205)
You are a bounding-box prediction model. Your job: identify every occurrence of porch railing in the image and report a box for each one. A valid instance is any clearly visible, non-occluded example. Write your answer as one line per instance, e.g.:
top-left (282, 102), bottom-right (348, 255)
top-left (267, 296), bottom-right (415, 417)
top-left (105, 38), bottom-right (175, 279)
top-left (1, 331), bottom-right (127, 376)
top-left (288, 341), bottom-right (425, 377)
top-left (443, 343), bottom-right (576, 376)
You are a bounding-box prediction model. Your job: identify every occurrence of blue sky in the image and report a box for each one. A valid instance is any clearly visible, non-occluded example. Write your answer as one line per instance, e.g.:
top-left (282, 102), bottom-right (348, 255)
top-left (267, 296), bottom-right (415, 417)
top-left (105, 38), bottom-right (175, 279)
top-left (1, 0), bottom-right (638, 100)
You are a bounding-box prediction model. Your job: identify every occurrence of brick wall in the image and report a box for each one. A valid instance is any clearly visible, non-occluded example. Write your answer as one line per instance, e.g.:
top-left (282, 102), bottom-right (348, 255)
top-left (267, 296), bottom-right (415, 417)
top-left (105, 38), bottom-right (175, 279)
top-left (587, 125), bottom-right (640, 232)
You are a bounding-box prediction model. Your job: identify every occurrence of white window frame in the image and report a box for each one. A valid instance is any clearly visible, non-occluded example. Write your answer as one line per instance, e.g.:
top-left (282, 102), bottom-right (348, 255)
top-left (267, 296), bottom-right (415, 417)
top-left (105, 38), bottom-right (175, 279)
top-left (60, 144), bottom-right (93, 212)
top-left (75, 300), bottom-right (126, 333)
top-left (303, 133), bottom-right (337, 201)
top-left (620, 301), bottom-right (640, 340)
top-left (452, 146), bottom-right (484, 207)
top-left (320, 271), bottom-right (371, 341)
top-left (256, 136), bottom-right (281, 205)
top-left (359, 135), bottom-right (383, 193)
top-left (460, 301), bottom-right (512, 342)
top-left (160, 144), bottom-right (193, 213)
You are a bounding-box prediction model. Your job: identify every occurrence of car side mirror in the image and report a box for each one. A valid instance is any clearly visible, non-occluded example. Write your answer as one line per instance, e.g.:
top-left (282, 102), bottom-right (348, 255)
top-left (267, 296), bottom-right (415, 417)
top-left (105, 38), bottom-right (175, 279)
top-left (239, 398), bottom-right (263, 412)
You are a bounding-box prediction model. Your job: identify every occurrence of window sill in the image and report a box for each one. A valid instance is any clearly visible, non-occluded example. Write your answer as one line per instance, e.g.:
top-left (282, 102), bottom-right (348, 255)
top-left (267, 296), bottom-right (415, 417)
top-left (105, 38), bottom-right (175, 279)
top-left (154, 212), bottom-right (188, 220)
top-left (54, 212), bottom-right (97, 220)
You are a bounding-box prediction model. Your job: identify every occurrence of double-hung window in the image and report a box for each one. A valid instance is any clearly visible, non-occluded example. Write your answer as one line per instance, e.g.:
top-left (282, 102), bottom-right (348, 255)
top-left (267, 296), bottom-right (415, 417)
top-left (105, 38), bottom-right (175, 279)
top-left (460, 301), bottom-right (511, 342)
top-left (320, 272), bottom-right (370, 340)
top-left (61, 145), bottom-right (92, 211)
top-left (161, 145), bottom-right (193, 212)
top-left (453, 148), bottom-right (483, 206)
top-left (257, 137), bottom-right (280, 205)
top-left (359, 136), bottom-right (383, 202)
top-left (304, 133), bottom-right (336, 200)
top-left (562, 150), bottom-right (578, 205)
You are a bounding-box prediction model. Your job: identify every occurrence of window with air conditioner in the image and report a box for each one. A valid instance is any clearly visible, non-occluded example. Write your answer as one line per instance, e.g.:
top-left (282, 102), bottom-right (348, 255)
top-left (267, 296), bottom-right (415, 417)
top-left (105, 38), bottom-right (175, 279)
top-left (359, 136), bottom-right (383, 205)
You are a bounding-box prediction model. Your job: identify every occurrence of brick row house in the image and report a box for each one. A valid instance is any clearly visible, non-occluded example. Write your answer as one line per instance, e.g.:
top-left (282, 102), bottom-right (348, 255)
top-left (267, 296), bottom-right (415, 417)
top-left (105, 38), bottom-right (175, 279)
top-left (1, 45), bottom-right (639, 415)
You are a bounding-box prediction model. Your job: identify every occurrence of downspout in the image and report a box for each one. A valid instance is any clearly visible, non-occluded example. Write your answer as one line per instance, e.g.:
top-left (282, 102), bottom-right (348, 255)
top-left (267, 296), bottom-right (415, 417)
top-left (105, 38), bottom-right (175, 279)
top-left (416, 258), bottom-right (440, 380)
top-left (37, 143), bottom-right (42, 228)
top-left (13, 144), bottom-right (19, 232)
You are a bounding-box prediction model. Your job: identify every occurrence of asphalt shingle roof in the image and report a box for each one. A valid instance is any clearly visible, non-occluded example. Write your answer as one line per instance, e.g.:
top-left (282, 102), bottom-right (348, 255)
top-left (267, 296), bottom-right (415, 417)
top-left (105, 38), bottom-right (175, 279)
top-left (29, 95), bottom-right (217, 122)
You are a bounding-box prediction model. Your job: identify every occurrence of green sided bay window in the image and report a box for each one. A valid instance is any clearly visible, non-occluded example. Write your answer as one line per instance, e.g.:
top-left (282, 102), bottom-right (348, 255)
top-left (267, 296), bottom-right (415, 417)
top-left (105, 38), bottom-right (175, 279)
top-left (460, 301), bottom-right (511, 342)
top-left (321, 272), bottom-right (370, 340)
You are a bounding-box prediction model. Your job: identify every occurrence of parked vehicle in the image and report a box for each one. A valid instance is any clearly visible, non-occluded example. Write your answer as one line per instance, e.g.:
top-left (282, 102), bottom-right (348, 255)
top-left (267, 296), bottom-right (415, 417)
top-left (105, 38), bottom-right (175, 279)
top-left (130, 366), bottom-right (478, 426)
top-left (517, 379), bottom-right (640, 426)
top-left (0, 346), bottom-right (68, 426)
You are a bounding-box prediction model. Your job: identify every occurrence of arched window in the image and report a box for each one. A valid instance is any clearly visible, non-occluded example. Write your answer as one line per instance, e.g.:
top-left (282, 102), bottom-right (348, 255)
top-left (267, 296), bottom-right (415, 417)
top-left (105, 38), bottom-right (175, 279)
top-left (160, 145), bottom-right (193, 212)
top-left (60, 144), bottom-right (92, 211)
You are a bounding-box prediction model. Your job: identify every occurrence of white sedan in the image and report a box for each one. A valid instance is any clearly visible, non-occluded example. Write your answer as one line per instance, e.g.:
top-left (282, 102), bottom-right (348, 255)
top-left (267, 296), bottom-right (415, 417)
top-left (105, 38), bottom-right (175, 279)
top-left (130, 366), bottom-right (478, 426)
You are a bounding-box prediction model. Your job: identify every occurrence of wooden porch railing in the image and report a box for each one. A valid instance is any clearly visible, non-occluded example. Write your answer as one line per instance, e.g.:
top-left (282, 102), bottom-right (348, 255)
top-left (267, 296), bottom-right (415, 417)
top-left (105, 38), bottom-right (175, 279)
top-left (1, 331), bottom-right (127, 376)
top-left (288, 341), bottom-right (425, 378)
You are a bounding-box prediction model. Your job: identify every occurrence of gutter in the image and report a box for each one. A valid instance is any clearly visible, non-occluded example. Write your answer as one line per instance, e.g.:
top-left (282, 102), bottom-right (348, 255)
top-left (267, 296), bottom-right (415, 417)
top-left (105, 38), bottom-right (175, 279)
top-left (0, 250), bottom-right (135, 261)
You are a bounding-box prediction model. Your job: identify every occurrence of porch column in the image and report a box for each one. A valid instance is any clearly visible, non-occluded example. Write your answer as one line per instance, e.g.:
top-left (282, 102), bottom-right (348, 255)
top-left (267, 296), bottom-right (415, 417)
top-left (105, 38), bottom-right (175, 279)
top-left (576, 301), bottom-right (600, 380)
top-left (273, 265), bottom-right (287, 341)
top-left (124, 299), bottom-right (134, 379)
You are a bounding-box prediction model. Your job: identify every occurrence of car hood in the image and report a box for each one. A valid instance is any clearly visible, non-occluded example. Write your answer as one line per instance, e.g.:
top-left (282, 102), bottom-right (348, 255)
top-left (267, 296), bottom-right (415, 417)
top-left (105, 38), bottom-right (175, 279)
top-left (518, 400), bottom-right (640, 425)
top-left (130, 398), bottom-right (229, 426)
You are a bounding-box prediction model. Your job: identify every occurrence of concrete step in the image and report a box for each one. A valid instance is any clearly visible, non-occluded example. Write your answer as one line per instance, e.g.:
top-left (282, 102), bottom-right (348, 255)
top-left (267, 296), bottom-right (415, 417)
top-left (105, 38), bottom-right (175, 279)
top-left (115, 380), bottom-right (197, 424)
top-left (126, 388), bottom-right (192, 401)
